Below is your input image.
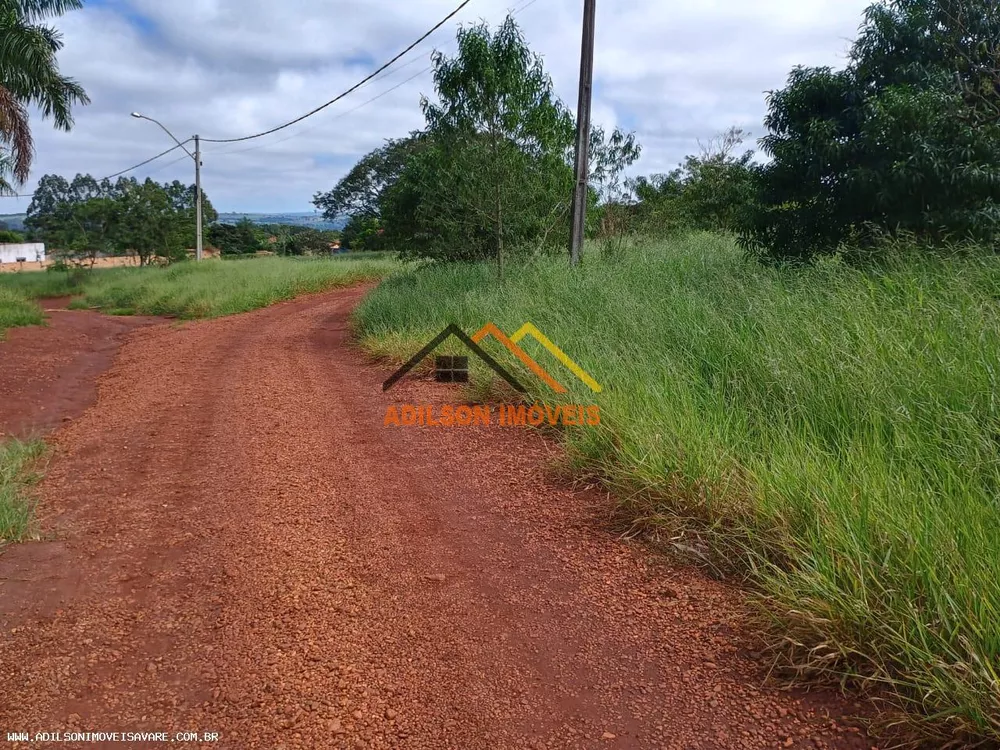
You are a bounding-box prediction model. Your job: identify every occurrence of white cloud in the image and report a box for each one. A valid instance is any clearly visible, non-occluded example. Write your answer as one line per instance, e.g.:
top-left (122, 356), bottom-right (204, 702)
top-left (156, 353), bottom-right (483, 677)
top-left (6, 0), bottom-right (871, 213)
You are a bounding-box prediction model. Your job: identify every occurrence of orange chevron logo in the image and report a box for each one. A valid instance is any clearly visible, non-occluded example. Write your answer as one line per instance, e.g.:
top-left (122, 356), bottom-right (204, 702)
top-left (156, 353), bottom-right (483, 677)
top-left (382, 322), bottom-right (602, 395)
top-left (472, 322), bottom-right (602, 394)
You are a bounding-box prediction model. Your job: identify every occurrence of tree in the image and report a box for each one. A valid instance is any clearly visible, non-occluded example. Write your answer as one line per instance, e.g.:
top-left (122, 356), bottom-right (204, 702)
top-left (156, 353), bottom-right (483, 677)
top-left (208, 217), bottom-right (262, 256)
top-left (283, 227), bottom-right (329, 255)
top-left (313, 135), bottom-right (423, 222)
top-left (414, 17), bottom-right (576, 268)
top-left (0, 227), bottom-right (23, 242)
top-left (341, 214), bottom-right (387, 252)
top-left (740, 0), bottom-right (1000, 262)
top-left (630, 127), bottom-right (755, 237)
top-left (0, 0), bottom-right (90, 193)
top-left (317, 17), bottom-right (639, 266)
top-left (25, 173), bottom-right (112, 262)
top-left (113, 179), bottom-right (181, 266)
top-left (27, 172), bottom-right (216, 265)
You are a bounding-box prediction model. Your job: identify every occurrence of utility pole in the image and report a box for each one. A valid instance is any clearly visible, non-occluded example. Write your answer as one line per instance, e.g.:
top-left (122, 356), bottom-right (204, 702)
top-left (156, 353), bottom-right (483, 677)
top-left (131, 113), bottom-right (205, 261)
top-left (568, 0), bottom-right (597, 267)
top-left (194, 134), bottom-right (203, 262)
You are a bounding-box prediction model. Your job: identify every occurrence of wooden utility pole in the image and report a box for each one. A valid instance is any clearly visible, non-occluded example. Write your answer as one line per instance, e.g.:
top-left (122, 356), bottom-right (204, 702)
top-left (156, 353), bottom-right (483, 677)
top-left (568, 0), bottom-right (597, 267)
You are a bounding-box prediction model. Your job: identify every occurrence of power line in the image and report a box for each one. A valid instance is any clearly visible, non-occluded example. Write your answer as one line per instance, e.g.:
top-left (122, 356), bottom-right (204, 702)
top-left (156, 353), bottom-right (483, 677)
top-left (206, 0), bottom-right (543, 158)
top-left (200, 0), bottom-right (474, 144)
top-left (0, 140), bottom-right (192, 200)
top-left (101, 140), bottom-right (191, 181)
top-left (512, 0), bottom-right (543, 14)
top-left (0, 0), bottom-right (543, 200)
top-left (145, 150), bottom-right (195, 176)
top-left (209, 64), bottom-right (435, 158)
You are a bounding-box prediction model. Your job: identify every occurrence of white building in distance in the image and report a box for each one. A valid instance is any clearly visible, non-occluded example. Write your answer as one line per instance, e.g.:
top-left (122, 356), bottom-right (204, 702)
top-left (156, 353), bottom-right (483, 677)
top-left (0, 243), bottom-right (46, 264)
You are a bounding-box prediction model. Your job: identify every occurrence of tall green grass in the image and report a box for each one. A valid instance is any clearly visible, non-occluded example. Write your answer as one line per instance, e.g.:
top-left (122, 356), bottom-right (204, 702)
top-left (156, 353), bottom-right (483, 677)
top-left (354, 233), bottom-right (1000, 744)
top-left (0, 256), bottom-right (398, 320)
top-left (67, 256), bottom-right (397, 318)
top-left (0, 439), bottom-right (46, 543)
top-left (0, 287), bottom-right (43, 338)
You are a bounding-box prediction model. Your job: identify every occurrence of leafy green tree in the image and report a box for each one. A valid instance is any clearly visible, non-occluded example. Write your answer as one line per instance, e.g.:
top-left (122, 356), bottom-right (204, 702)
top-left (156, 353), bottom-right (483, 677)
top-left (0, 0), bottom-right (90, 193)
top-left (61, 196), bottom-right (119, 266)
top-left (317, 17), bottom-right (639, 266)
top-left (313, 136), bottom-right (423, 222)
top-left (27, 172), bottom-right (216, 265)
top-left (633, 127), bottom-right (755, 236)
top-left (341, 214), bottom-right (386, 252)
top-left (113, 179), bottom-right (181, 266)
top-left (208, 217), bottom-right (262, 256)
top-left (741, 0), bottom-right (1000, 262)
top-left (283, 228), bottom-right (329, 255)
top-left (0, 227), bottom-right (23, 242)
top-left (410, 18), bottom-right (576, 267)
top-left (26, 173), bottom-right (113, 260)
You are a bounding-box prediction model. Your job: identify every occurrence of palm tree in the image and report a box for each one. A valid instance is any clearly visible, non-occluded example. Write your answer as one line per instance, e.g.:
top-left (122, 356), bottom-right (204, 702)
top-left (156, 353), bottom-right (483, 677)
top-left (0, 0), bottom-right (89, 193)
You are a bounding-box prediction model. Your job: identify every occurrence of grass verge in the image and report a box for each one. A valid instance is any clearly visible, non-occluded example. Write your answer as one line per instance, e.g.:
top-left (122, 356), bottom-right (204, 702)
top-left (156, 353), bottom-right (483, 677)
top-left (0, 439), bottom-right (46, 543)
top-left (0, 287), bottom-right (44, 339)
top-left (354, 232), bottom-right (1000, 745)
top-left (0, 255), bottom-right (398, 320)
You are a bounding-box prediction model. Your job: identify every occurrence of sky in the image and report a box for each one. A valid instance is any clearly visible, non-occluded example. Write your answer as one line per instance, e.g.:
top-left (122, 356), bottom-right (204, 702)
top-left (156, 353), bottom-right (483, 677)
top-left (3, 0), bottom-right (873, 214)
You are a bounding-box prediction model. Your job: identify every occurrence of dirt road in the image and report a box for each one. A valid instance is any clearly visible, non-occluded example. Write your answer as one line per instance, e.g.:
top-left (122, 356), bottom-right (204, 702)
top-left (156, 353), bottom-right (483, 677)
top-left (0, 302), bottom-right (157, 439)
top-left (0, 288), bottom-right (871, 749)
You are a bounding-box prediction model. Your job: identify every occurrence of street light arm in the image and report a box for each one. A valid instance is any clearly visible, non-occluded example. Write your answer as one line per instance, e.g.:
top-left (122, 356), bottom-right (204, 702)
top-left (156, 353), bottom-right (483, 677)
top-left (129, 112), bottom-right (205, 263)
top-left (131, 113), bottom-right (196, 162)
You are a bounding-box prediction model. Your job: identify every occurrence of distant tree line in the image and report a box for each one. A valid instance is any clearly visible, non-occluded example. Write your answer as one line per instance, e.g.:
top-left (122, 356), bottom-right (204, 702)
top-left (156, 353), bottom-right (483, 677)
top-left (207, 218), bottom-right (341, 257)
top-left (26, 173), bottom-right (218, 266)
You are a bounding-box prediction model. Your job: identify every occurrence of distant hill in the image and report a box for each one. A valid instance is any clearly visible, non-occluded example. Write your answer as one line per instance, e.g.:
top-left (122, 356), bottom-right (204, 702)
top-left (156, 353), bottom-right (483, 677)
top-left (217, 212), bottom-right (347, 231)
top-left (0, 214), bottom-right (27, 232)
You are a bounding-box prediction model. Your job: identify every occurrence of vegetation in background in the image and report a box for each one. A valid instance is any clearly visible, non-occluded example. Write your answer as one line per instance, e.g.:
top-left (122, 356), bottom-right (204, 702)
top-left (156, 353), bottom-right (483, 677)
top-left (314, 17), bottom-right (639, 266)
top-left (25, 173), bottom-right (218, 266)
top-left (355, 233), bottom-right (1000, 745)
top-left (339, 214), bottom-right (388, 253)
top-left (0, 439), bottom-right (45, 543)
top-left (629, 127), bottom-right (756, 238)
top-left (207, 217), bottom-right (343, 256)
top-left (0, 0), bottom-right (89, 194)
top-left (740, 0), bottom-right (1000, 262)
top-left (0, 227), bottom-right (24, 242)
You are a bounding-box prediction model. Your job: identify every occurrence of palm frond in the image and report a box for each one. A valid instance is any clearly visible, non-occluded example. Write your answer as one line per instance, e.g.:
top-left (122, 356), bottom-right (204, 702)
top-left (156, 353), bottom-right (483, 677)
top-left (4, 0), bottom-right (84, 24)
top-left (0, 85), bottom-right (33, 183)
top-left (0, 0), bottom-right (88, 168)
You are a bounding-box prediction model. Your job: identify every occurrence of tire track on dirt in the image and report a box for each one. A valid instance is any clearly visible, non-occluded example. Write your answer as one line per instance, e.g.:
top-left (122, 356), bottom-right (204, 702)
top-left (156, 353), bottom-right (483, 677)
top-left (1, 287), bottom-right (872, 749)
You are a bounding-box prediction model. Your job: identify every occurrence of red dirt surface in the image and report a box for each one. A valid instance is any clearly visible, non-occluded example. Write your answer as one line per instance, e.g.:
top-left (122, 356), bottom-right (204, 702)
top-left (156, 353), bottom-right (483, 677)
top-left (0, 288), bottom-right (875, 749)
top-left (0, 302), bottom-right (159, 439)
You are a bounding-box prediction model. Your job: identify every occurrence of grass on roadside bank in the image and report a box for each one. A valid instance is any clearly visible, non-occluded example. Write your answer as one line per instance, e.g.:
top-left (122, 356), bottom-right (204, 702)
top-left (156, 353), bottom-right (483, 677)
top-left (0, 439), bottom-right (46, 543)
top-left (0, 287), bottom-right (43, 339)
top-left (0, 255), bottom-right (398, 326)
top-left (63, 256), bottom-right (398, 318)
top-left (354, 232), bottom-right (1000, 746)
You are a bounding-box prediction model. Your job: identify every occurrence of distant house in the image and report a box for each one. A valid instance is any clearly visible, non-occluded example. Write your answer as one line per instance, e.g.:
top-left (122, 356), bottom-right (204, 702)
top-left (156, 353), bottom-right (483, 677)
top-left (0, 242), bottom-right (45, 265)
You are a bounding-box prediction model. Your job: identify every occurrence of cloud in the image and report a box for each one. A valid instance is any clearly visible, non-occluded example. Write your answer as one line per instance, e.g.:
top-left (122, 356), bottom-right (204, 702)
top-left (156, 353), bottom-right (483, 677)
top-left (6, 0), bottom-right (872, 213)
